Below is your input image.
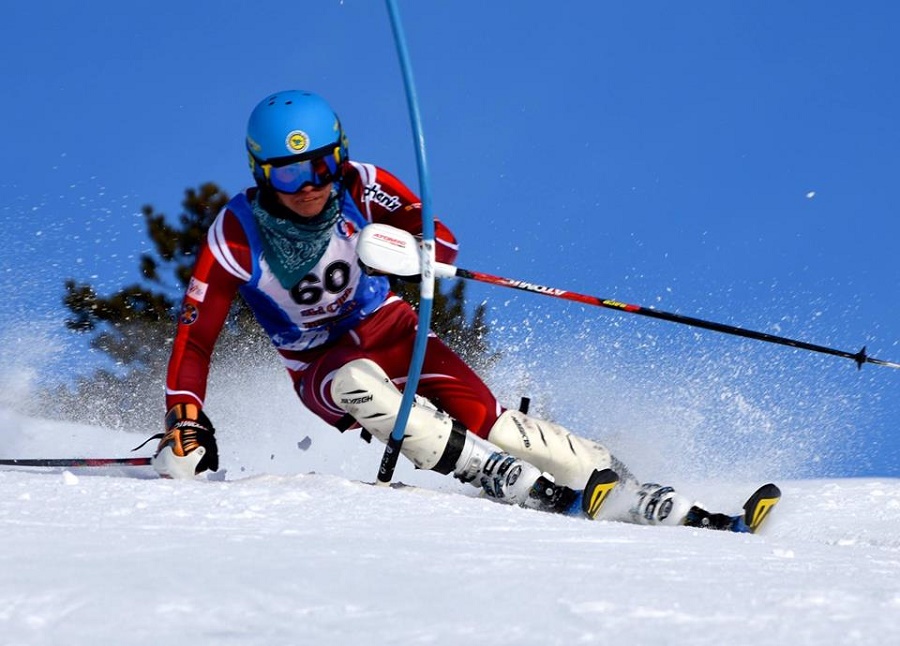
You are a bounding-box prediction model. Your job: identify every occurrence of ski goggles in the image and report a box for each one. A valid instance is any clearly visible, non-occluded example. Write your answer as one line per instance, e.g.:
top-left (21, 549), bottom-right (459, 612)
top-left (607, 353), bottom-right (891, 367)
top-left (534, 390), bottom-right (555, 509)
top-left (253, 144), bottom-right (344, 193)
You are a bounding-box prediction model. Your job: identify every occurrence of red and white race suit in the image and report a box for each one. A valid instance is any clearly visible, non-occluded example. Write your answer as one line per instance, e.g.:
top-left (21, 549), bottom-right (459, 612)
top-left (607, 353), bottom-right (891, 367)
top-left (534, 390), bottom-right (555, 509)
top-left (166, 161), bottom-right (502, 437)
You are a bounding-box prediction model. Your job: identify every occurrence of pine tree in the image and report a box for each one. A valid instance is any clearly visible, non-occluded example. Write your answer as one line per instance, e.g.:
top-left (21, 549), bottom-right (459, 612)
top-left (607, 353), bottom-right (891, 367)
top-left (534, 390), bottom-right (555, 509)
top-left (392, 279), bottom-right (499, 373)
top-left (63, 182), bottom-right (230, 343)
top-left (56, 183), bottom-right (237, 428)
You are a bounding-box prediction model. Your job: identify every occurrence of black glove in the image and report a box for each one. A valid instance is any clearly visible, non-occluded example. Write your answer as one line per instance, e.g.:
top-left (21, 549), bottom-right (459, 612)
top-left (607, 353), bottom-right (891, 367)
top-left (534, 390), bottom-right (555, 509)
top-left (153, 403), bottom-right (219, 477)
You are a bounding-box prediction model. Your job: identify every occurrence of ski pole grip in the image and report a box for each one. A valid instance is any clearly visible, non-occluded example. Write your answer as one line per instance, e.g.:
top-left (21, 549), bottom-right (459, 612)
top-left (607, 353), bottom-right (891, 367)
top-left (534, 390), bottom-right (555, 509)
top-left (434, 262), bottom-right (457, 279)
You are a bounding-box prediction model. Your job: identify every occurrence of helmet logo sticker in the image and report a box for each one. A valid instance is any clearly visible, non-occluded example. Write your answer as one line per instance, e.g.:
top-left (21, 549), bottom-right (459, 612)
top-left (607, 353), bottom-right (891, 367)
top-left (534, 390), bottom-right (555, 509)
top-left (286, 130), bottom-right (310, 153)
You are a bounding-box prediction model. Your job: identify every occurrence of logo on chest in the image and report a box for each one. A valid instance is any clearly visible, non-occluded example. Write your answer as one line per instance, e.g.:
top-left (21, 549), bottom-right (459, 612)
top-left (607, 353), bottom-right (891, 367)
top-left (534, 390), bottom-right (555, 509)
top-left (336, 218), bottom-right (356, 239)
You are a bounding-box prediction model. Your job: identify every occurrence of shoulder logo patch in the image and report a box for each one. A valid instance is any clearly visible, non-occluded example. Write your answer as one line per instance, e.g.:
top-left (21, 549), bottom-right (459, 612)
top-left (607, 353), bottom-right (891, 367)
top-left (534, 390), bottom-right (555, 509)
top-left (179, 303), bottom-right (199, 325)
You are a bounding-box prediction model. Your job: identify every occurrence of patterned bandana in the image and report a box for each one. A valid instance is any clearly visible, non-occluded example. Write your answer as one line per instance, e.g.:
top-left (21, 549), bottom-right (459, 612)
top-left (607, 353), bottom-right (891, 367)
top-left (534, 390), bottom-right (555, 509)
top-left (251, 192), bottom-right (342, 290)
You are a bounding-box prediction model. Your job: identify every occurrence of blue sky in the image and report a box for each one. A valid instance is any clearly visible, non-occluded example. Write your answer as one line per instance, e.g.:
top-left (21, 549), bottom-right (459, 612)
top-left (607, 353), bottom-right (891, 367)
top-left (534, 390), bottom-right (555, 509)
top-left (2, 1), bottom-right (898, 476)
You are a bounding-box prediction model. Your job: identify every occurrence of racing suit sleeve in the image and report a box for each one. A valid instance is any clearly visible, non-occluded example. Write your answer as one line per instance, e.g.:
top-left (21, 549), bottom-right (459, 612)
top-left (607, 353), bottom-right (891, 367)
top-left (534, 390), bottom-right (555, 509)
top-left (165, 210), bottom-right (249, 410)
top-left (343, 161), bottom-right (459, 265)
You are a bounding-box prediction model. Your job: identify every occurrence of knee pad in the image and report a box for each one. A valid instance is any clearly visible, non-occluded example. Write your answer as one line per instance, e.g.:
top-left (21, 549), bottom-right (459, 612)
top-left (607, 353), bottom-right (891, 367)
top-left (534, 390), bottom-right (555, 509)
top-left (486, 410), bottom-right (613, 489)
top-left (330, 359), bottom-right (464, 472)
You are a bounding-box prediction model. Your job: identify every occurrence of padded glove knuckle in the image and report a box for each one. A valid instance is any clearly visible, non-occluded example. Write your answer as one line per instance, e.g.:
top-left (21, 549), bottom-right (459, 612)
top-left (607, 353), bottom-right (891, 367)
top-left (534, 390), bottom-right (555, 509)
top-left (155, 404), bottom-right (219, 476)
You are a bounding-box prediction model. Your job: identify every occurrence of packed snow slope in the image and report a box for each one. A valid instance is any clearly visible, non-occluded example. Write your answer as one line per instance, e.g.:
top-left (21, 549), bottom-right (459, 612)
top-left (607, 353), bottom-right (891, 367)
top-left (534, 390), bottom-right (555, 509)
top-left (1, 408), bottom-right (898, 646)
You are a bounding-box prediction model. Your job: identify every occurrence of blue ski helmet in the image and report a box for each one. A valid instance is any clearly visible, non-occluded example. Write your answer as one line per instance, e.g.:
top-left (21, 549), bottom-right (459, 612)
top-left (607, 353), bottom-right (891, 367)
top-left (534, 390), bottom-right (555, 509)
top-left (245, 91), bottom-right (349, 193)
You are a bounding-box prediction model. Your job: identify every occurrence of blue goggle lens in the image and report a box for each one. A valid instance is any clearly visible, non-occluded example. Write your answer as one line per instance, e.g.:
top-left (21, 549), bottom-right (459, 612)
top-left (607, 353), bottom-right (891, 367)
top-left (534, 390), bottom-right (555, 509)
top-left (260, 149), bottom-right (342, 193)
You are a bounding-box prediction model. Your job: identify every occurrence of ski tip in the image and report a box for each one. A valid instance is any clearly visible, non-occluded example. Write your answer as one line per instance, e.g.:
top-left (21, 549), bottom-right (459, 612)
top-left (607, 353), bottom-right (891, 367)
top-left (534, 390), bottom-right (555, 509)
top-left (581, 468), bottom-right (619, 520)
top-left (742, 483), bottom-right (781, 534)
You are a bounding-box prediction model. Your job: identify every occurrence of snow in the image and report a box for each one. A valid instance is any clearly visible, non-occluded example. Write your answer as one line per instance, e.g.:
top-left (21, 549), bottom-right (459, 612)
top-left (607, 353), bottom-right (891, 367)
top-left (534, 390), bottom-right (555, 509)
top-left (2, 408), bottom-right (899, 645)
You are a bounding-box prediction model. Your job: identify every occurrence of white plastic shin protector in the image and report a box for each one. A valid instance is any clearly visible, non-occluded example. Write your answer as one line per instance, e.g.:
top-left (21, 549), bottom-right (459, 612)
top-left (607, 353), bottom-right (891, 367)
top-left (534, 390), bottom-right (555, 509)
top-left (486, 410), bottom-right (614, 489)
top-left (486, 411), bottom-right (697, 523)
top-left (330, 359), bottom-right (461, 472)
top-left (330, 359), bottom-right (544, 506)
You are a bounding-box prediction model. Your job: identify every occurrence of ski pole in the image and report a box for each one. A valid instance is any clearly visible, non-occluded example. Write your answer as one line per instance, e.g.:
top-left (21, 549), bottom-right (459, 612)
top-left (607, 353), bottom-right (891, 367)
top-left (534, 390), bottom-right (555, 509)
top-left (437, 264), bottom-right (899, 370)
top-left (357, 224), bottom-right (900, 370)
top-left (0, 457), bottom-right (153, 468)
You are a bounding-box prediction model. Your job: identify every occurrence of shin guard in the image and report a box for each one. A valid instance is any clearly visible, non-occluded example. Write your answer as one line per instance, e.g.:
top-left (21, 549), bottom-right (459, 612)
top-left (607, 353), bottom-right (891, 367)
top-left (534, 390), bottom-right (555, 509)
top-left (330, 359), bottom-right (464, 472)
top-left (486, 410), bottom-right (615, 489)
top-left (331, 360), bottom-right (574, 512)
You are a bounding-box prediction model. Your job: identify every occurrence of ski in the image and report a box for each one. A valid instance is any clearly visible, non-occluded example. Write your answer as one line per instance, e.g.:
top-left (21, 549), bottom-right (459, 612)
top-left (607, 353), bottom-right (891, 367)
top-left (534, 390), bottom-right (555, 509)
top-left (738, 482), bottom-right (782, 534)
top-left (0, 456), bottom-right (778, 533)
top-left (524, 467), bottom-right (620, 519)
top-left (685, 482), bottom-right (782, 534)
top-left (581, 468), bottom-right (620, 520)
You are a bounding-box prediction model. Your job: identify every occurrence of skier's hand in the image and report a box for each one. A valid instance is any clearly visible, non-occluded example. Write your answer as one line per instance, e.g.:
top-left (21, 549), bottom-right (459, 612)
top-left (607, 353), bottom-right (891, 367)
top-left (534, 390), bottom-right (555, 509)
top-left (152, 404), bottom-right (219, 478)
top-left (356, 224), bottom-right (422, 279)
top-left (357, 258), bottom-right (422, 283)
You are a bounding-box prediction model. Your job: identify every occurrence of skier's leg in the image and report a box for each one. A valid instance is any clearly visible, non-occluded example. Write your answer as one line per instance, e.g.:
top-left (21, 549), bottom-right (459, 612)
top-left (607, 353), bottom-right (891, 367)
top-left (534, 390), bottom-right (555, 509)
top-left (330, 358), bottom-right (577, 512)
top-left (486, 410), bottom-right (696, 525)
top-left (296, 300), bottom-right (503, 438)
top-left (485, 410), bottom-right (624, 487)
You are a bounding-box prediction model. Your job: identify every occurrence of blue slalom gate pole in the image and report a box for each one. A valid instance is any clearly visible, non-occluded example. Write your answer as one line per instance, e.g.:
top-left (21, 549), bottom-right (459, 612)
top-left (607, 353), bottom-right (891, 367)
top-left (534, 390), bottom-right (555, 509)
top-left (377, 0), bottom-right (436, 484)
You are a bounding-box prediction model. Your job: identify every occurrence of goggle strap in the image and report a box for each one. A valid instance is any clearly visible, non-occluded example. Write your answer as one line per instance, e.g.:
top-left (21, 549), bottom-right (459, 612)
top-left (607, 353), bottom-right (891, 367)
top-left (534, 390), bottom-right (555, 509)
top-left (257, 141), bottom-right (343, 168)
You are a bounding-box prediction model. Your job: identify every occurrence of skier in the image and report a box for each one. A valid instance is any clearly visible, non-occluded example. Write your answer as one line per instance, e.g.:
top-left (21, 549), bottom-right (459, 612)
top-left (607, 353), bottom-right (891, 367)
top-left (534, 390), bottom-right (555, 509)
top-left (154, 90), bottom-right (777, 532)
